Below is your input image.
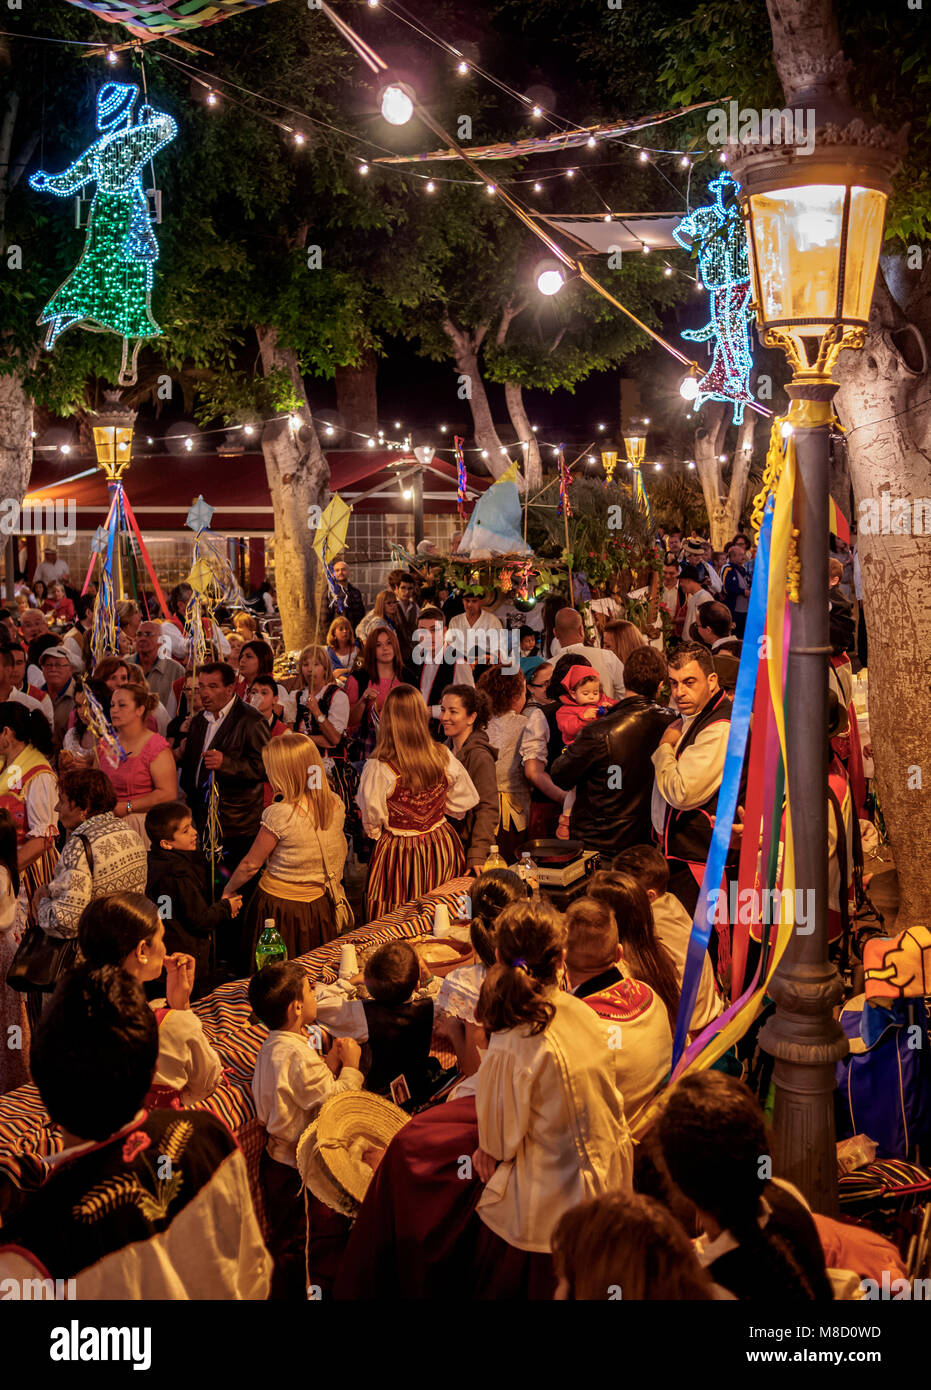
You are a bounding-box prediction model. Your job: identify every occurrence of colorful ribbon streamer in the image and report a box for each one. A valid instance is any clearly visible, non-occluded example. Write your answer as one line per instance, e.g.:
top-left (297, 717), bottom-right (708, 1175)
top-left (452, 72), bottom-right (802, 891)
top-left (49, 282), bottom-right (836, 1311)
top-left (81, 678), bottom-right (126, 764)
top-left (454, 436), bottom-right (467, 519)
top-left (205, 771), bottom-right (223, 903)
top-left (556, 447), bottom-right (573, 518)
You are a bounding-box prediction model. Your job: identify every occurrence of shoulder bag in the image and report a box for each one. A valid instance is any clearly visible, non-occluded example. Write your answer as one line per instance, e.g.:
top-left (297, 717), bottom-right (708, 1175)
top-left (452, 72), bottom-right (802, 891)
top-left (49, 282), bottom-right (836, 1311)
top-left (6, 832), bottom-right (94, 993)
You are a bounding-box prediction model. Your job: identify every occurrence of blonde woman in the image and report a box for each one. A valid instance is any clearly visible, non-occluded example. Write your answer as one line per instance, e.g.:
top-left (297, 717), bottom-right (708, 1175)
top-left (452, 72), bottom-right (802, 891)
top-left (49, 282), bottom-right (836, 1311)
top-left (325, 616), bottom-right (359, 677)
top-left (115, 599), bottom-right (141, 655)
top-left (602, 619), bottom-right (644, 666)
top-left (355, 589), bottom-right (402, 645)
top-left (223, 733), bottom-right (346, 959)
top-left (357, 684), bottom-right (479, 920)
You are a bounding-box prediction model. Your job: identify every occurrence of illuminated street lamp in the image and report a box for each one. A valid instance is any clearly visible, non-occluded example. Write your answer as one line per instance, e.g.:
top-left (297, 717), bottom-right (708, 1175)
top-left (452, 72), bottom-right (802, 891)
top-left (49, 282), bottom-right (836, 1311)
top-left (88, 392), bottom-right (137, 598)
top-left (729, 93), bottom-right (902, 1214)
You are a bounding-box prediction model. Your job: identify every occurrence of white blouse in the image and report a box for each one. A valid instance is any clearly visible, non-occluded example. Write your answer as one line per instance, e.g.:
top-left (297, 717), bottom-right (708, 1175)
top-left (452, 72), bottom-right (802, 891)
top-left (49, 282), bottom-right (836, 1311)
top-left (436, 962), bottom-right (487, 1025)
top-left (150, 1004), bottom-right (223, 1106)
top-left (475, 990), bottom-right (633, 1253)
top-left (356, 748), bottom-right (479, 839)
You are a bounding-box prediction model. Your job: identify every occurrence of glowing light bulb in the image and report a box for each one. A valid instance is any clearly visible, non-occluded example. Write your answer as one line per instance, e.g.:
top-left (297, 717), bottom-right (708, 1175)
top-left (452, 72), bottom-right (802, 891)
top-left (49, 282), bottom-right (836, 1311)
top-left (680, 156), bottom-right (690, 168)
top-left (719, 151), bottom-right (728, 162)
top-left (687, 460), bottom-right (696, 469)
top-left (381, 85), bottom-right (414, 126)
top-left (366, 438), bottom-right (376, 448)
top-left (457, 60), bottom-right (469, 75)
top-left (184, 437), bottom-right (193, 452)
top-left (486, 184), bottom-right (496, 195)
top-left (206, 91), bottom-right (218, 107)
top-left (641, 242), bottom-right (651, 253)
top-left (533, 182), bottom-right (543, 192)
top-left (359, 163), bottom-right (370, 175)
top-left (566, 168), bottom-right (575, 179)
top-left (597, 423), bottom-right (606, 431)
top-left (146, 436), bottom-right (153, 445)
top-left (106, 49), bottom-right (117, 65)
top-left (532, 105), bottom-right (542, 118)
top-left (664, 265), bottom-right (673, 276)
top-left (439, 424), bottom-right (448, 432)
top-left (289, 414), bottom-right (302, 429)
top-left (294, 132), bottom-right (305, 146)
top-left (243, 424), bottom-right (255, 436)
top-left (481, 450), bottom-right (488, 458)
top-left (425, 180), bottom-right (436, 192)
top-left (60, 444), bottom-right (71, 455)
top-left (402, 487), bottom-right (412, 499)
top-left (680, 372), bottom-right (700, 401)
top-left (654, 462), bottom-right (662, 471)
top-left (325, 426), bottom-right (335, 436)
top-left (604, 213), bottom-right (612, 223)
top-left (537, 268), bottom-right (564, 296)
top-left (718, 453), bottom-right (727, 463)
top-left (394, 420), bottom-right (401, 428)
top-left (639, 149), bottom-right (650, 162)
top-left (587, 136), bottom-right (596, 149)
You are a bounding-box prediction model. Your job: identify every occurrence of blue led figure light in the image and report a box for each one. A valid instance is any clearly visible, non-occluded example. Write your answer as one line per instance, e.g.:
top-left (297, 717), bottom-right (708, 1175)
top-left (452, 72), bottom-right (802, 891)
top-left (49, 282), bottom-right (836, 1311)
top-left (673, 171), bottom-right (756, 425)
top-left (30, 83), bottom-right (177, 386)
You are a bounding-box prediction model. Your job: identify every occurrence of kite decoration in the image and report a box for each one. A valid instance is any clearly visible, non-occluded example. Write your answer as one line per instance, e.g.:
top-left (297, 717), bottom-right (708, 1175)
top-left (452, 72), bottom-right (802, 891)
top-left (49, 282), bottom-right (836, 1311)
top-left (64, 1), bottom-right (284, 44)
top-left (313, 495), bottom-right (353, 613)
top-left (30, 83), bottom-right (177, 386)
top-left (673, 171), bottom-right (756, 425)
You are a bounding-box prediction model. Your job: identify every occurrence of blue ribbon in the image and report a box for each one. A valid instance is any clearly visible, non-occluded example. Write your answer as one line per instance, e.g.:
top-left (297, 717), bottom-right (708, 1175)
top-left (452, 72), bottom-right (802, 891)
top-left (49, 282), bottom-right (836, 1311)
top-left (670, 495), bottom-right (775, 1067)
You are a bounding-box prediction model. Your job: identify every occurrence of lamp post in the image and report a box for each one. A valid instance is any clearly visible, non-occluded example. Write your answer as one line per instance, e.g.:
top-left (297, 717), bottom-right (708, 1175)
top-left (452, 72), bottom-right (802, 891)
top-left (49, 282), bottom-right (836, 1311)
top-left (411, 444), bottom-right (436, 548)
top-left (88, 392), bottom-right (136, 601)
top-left (623, 425), bottom-right (652, 526)
top-left (729, 97), bottom-right (902, 1213)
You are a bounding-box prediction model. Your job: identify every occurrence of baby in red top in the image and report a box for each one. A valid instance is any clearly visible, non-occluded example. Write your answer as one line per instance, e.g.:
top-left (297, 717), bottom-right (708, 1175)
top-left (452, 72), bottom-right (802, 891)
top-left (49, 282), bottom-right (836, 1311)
top-left (555, 665), bottom-right (616, 744)
top-left (555, 666), bottom-right (616, 839)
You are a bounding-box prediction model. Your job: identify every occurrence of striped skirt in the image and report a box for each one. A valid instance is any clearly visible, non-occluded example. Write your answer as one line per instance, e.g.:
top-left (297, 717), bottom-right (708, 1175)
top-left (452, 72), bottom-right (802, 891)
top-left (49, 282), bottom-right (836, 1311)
top-left (365, 822), bottom-right (464, 923)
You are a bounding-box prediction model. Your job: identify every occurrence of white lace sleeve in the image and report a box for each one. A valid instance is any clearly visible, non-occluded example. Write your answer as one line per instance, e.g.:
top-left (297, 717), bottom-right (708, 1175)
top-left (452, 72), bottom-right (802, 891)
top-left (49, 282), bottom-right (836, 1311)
top-left (436, 964), bottom-right (486, 1025)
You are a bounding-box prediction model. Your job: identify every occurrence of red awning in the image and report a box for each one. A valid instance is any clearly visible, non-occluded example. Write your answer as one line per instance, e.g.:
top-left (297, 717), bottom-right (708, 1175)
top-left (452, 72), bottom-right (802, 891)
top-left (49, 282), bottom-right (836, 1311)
top-left (25, 449), bottom-right (490, 532)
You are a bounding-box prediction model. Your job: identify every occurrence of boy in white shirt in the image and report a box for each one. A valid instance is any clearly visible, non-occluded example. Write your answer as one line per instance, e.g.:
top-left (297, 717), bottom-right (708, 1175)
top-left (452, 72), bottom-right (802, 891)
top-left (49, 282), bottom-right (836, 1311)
top-left (250, 961), bottom-right (363, 1299)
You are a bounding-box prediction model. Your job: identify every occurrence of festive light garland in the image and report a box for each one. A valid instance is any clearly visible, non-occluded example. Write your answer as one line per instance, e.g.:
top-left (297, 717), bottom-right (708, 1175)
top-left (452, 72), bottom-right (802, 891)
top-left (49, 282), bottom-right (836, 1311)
top-left (29, 82), bottom-right (177, 386)
top-left (672, 171), bottom-right (756, 425)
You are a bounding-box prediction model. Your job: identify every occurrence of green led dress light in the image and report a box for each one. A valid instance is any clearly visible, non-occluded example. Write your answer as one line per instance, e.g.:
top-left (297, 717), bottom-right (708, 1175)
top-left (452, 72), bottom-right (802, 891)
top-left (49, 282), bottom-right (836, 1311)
top-left (30, 83), bottom-right (177, 386)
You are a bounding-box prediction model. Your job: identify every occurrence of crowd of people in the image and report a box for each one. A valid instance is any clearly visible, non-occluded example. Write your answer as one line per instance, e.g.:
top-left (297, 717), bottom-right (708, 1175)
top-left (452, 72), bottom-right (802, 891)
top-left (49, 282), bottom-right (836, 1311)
top-left (0, 534), bottom-right (887, 1302)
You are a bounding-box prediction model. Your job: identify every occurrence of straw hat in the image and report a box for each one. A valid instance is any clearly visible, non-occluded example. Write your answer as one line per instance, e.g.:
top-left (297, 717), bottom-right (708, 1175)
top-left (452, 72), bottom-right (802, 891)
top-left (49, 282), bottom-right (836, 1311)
top-left (295, 1091), bottom-right (410, 1215)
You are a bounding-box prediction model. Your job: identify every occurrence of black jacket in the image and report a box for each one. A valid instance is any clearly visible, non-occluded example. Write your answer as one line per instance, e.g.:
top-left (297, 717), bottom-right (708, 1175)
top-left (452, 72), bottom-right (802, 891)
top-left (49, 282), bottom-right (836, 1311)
top-left (146, 846), bottom-right (234, 979)
top-left (551, 695), bottom-right (677, 858)
top-left (327, 582), bottom-right (365, 633)
top-left (180, 697), bottom-right (270, 841)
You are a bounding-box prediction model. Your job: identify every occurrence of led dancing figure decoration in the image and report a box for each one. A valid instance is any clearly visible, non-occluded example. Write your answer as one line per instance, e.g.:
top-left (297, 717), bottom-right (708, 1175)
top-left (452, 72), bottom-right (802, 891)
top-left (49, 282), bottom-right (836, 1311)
top-left (673, 171), bottom-right (756, 425)
top-left (29, 83), bottom-right (177, 386)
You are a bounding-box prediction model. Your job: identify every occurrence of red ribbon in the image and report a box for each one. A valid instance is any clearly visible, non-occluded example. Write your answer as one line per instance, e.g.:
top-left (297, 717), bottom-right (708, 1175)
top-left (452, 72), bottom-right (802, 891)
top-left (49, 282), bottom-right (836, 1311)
top-left (120, 490), bottom-right (172, 619)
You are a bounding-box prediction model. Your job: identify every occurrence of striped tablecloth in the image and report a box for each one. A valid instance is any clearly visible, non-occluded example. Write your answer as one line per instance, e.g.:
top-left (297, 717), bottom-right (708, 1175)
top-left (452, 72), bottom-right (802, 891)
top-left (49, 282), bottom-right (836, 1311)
top-left (0, 878), bottom-right (469, 1224)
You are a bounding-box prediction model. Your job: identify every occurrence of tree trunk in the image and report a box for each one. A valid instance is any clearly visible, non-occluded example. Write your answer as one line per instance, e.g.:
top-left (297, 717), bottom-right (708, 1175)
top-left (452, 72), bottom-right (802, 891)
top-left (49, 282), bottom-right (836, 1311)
top-left (835, 271), bottom-right (931, 925)
top-left (504, 382), bottom-right (542, 491)
top-left (0, 367), bottom-right (34, 512)
top-left (334, 348), bottom-right (378, 439)
top-left (694, 402), bottom-right (729, 546)
top-left (255, 326), bottom-right (330, 652)
top-left (442, 317), bottom-right (505, 473)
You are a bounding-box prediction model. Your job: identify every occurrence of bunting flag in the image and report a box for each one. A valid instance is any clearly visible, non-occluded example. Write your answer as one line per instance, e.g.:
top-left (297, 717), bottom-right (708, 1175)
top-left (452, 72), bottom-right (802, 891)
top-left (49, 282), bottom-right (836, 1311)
top-left (64, 0), bottom-right (283, 43)
top-left (663, 413), bottom-right (802, 1083)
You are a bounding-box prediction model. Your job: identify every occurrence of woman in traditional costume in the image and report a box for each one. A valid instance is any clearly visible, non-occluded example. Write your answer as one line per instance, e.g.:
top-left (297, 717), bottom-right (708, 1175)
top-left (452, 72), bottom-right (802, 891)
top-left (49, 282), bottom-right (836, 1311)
top-left (356, 685), bottom-right (477, 920)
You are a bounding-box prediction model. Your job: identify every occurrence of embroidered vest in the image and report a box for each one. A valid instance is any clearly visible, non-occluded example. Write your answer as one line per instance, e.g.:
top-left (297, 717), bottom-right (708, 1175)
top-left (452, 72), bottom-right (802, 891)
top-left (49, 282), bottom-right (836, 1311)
top-left (580, 976), bottom-right (655, 1025)
top-left (385, 762), bottom-right (448, 833)
top-left (0, 745), bottom-right (55, 844)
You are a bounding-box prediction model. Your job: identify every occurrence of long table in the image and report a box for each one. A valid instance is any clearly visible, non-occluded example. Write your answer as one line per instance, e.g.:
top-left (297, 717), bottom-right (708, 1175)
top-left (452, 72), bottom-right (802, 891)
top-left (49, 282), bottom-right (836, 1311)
top-left (0, 878), bottom-right (469, 1227)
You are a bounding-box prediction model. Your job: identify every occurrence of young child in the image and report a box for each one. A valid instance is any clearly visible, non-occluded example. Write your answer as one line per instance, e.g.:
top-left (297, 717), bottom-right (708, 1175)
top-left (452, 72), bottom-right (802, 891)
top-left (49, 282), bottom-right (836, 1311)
top-left (613, 843), bottom-right (722, 1041)
top-left (314, 940), bottom-right (440, 1107)
top-left (145, 801), bottom-right (242, 995)
top-left (250, 961), bottom-right (363, 1300)
top-left (555, 665), bottom-right (616, 839)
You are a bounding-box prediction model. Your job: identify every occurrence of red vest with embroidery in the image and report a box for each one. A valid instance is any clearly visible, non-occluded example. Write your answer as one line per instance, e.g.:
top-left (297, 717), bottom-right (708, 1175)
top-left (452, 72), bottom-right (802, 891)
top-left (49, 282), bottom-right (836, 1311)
top-left (385, 763), bottom-right (447, 833)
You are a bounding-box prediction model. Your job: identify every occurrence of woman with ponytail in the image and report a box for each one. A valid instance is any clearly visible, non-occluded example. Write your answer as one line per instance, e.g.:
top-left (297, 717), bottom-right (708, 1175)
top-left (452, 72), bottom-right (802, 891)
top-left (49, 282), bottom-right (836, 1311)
top-left (435, 867), bottom-right (524, 1076)
top-left (657, 1071), bottom-right (833, 1300)
top-left (470, 899), bottom-right (632, 1293)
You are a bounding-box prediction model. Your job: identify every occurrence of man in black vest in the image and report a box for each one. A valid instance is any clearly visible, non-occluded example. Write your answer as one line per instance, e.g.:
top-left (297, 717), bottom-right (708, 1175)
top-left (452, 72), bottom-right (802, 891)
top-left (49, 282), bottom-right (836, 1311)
top-left (181, 662), bottom-right (270, 966)
top-left (651, 642), bottom-right (733, 917)
top-left (551, 646), bottom-right (676, 859)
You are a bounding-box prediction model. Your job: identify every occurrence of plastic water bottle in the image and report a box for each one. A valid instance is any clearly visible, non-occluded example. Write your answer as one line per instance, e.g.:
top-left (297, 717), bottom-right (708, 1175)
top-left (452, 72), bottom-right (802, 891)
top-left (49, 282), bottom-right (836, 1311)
top-left (519, 851), bottom-right (539, 897)
top-left (255, 919), bottom-right (287, 972)
top-left (483, 844), bottom-right (508, 872)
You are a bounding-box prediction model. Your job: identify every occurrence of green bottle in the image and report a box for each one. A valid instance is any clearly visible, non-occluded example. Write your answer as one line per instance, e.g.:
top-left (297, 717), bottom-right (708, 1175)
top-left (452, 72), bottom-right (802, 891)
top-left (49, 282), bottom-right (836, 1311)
top-left (255, 919), bottom-right (287, 972)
